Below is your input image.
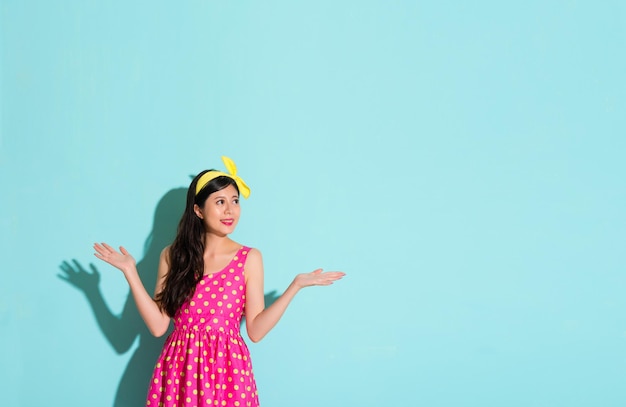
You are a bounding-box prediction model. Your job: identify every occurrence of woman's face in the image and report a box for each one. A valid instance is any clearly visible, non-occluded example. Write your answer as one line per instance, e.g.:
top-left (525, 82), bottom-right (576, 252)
top-left (194, 184), bottom-right (241, 236)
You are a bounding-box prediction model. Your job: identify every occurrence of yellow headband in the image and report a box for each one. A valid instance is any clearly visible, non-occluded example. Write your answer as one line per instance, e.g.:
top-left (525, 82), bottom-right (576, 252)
top-left (195, 156), bottom-right (251, 199)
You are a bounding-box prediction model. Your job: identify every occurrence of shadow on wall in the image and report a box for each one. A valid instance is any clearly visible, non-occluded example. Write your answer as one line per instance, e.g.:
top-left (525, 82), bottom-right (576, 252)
top-left (58, 187), bottom-right (278, 407)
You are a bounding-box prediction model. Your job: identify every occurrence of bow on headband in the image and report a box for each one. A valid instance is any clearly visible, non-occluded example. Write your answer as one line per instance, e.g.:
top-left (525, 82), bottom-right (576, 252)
top-left (195, 156), bottom-right (251, 198)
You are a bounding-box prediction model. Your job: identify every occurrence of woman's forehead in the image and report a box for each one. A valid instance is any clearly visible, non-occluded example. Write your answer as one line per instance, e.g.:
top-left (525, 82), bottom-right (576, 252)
top-left (209, 184), bottom-right (239, 197)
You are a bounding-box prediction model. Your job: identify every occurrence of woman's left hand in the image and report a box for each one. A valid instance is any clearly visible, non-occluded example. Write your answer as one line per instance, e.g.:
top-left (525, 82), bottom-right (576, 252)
top-left (293, 269), bottom-right (346, 289)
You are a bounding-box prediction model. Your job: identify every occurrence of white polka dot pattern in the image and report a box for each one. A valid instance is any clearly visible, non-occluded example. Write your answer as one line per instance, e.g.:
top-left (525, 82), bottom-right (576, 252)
top-left (146, 247), bottom-right (259, 407)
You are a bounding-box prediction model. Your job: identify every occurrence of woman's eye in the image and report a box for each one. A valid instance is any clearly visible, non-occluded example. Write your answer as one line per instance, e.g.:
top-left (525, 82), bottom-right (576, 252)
top-left (216, 199), bottom-right (224, 205)
top-left (233, 199), bottom-right (239, 204)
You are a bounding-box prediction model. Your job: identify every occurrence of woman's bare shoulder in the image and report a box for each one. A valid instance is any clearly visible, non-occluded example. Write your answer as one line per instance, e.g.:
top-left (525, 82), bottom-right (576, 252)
top-left (245, 247), bottom-right (262, 260)
top-left (160, 245), bottom-right (172, 264)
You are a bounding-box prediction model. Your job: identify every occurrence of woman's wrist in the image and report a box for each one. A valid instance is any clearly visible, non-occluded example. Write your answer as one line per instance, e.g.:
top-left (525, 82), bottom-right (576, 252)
top-left (122, 265), bottom-right (139, 280)
top-left (289, 278), bottom-right (304, 292)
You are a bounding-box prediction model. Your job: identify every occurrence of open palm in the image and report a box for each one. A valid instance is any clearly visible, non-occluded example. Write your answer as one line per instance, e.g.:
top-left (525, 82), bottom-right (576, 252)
top-left (94, 242), bottom-right (136, 274)
top-left (294, 269), bottom-right (345, 288)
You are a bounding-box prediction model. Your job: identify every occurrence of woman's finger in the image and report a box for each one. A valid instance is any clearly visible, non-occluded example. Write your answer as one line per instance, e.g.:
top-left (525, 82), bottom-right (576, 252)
top-left (101, 242), bottom-right (115, 251)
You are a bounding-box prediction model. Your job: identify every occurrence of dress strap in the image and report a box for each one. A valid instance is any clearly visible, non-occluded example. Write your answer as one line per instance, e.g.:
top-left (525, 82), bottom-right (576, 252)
top-left (238, 246), bottom-right (252, 266)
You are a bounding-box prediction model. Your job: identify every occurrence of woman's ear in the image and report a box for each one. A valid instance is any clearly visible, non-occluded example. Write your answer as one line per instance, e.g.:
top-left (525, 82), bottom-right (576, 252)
top-left (193, 204), bottom-right (203, 219)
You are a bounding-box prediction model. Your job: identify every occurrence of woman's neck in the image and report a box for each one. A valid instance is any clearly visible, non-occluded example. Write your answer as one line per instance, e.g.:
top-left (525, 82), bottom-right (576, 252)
top-left (202, 233), bottom-right (237, 256)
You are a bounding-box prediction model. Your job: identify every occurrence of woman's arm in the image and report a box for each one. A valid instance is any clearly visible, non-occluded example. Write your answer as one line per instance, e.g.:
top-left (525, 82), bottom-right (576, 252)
top-left (243, 248), bottom-right (345, 343)
top-left (94, 243), bottom-right (171, 337)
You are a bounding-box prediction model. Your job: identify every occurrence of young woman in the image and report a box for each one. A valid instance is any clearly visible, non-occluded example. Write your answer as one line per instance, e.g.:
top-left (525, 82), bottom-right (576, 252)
top-left (94, 156), bottom-right (345, 407)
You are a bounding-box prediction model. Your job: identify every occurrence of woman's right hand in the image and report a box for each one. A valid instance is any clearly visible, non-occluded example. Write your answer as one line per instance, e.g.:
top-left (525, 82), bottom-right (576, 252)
top-left (93, 242), bottom-right (136, 275)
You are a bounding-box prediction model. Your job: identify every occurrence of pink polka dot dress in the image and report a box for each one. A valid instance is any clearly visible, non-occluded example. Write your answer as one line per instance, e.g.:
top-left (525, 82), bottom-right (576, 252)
top-left (146, 247), bottom-right (260, 407)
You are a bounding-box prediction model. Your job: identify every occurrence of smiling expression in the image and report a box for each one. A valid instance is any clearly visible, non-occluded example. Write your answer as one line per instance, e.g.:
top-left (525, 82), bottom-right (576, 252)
top-left (194, 184), bottom-right (241, 236)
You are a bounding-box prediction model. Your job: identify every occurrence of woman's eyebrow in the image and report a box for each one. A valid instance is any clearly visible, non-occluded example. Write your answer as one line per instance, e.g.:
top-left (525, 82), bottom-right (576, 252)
top-left (213, 194), bottom-right (239, 199)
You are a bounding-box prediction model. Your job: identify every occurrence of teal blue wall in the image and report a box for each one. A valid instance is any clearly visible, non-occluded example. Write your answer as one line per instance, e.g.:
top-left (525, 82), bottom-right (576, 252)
top-left (2, 1), bottom-right (625, 406)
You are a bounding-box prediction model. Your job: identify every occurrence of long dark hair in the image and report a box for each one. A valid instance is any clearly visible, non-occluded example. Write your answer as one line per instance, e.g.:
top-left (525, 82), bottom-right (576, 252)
top-left (155, 170), bottom-right (240, 317)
